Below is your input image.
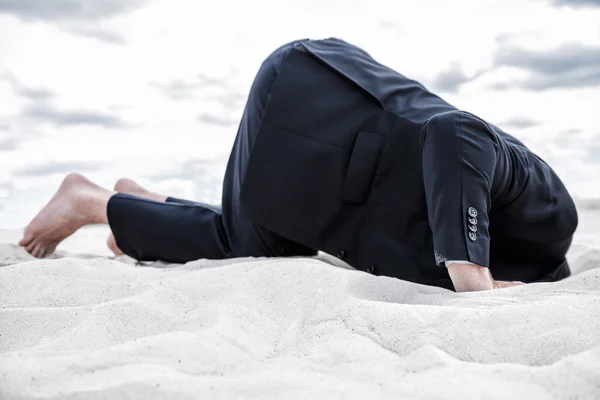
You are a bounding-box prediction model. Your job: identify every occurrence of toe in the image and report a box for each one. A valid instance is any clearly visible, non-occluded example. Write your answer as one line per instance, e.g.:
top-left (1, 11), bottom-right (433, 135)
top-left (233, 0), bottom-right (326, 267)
top-left (114, 178), bottom-right (137, 193)
top-left (26, 240), bottom-right (37, 254)
top-left (32, 244), bottom-right (42, 258)
top-left (45, 243), bottom-right (57, 256)
top-left (34, 244), bottom-right (50, 259)
top-left (19, 231), bottom-right (34, 247)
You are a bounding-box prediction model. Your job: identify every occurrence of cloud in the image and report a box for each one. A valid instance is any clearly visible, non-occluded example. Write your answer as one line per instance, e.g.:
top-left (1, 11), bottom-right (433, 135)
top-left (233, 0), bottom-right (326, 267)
top-left (3, 75), bottom-right (132, 130)
top-left (212, 92), bottom-right (246, 109)
top-left (561, 128), bottom-right (583, 135)
top-left (149, 158), bottom-right (226, 181)
top-left (499, 116), bottom-right (541, 129)
top-left (552, 0), bottom-right (600, 7)
top-left (491, 42), bottom-right (600, 91)
top-left (378, 20), bottom-right (404, 34)
top-left (196, 73), bottom-right (231, 88)
top-left (152, 79), bottom-right (202, 101)
top-left (0, 1), bottom-right (141, 45)
top-left (65, 26), bottom-right (127, 44)
top-left (431, 64), bottom-right (473, 93)
top-left (583, 140), bottom-right (600, 163)
top-left (489, 82), bottom-right (514, 91)
top-left (152, 73), bottom-right (233, 101)
top-left (2, 73), bottom-right (55, 100)
top-left (431, 64), bottom-right (489, 93)
top-left (148, 158), bottom-right (226, 204)
top-left (14, 160), bottom-right (103, 177)
top-left (0, 138), bottom-right (20, 151)
top-left (0, 182), bottom-right (12, 211)
top-left (22, 103), bottom-right (129, 128)
top-left (196, 112), bottom-right (238, 127)
top-left (0, 0), bottom-right (148, 22)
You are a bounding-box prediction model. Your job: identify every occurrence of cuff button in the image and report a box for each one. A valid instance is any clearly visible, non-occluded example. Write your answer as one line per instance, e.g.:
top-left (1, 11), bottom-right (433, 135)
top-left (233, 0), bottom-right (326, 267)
top-left (468, 231), bottom-right (477, 241)
top-left (468, 225), bottom-right (477, 232)
top-left (468, 217), bottom-right (477, 225)
top-left (468, 207), bottom-right (478, 217)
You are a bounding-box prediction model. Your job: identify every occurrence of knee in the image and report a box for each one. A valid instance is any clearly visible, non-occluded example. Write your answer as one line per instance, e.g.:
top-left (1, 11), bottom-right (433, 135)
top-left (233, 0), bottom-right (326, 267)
top-left (260, 39), bottom-right (307, 69)
top-left (422, 110), bottom-right (495, 144)
top-left (423, 111), bottom-right (464, 136)
top-left (250, 40), bottom-right (306, 104)
top-left (421, 111), bottom-right (465, 151)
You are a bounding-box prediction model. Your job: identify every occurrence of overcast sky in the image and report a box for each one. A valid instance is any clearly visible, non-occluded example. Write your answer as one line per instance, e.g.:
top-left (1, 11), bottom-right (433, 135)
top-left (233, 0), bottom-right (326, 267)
top-left (0, 0), bottom-right (599, 226)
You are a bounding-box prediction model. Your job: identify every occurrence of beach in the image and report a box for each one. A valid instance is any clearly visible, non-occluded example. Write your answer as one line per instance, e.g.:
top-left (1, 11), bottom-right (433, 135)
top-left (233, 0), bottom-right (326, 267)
top-left (1, 0), bottom-right (599, 398)
top-left (0, 199), bottom-right (599, 399)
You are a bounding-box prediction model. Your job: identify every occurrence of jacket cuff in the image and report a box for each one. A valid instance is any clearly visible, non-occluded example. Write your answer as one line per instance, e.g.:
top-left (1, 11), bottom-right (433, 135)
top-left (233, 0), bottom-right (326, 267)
top-left (445, 260), bottom-right (476, 267)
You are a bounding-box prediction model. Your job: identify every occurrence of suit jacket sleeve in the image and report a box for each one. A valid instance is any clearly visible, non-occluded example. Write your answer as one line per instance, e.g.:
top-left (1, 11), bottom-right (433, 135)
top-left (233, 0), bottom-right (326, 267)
top-left (421, 110), bottom-right (499, 268)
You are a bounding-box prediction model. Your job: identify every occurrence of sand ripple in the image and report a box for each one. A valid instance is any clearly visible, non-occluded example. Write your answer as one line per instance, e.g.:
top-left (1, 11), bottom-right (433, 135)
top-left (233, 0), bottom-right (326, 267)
top-left (1, 235), bottom-right (600, 399)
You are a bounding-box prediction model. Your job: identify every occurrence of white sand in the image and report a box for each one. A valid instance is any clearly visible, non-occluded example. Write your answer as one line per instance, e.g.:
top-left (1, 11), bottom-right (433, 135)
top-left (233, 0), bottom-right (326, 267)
top-left (1, 201), bottom-right (600, 399)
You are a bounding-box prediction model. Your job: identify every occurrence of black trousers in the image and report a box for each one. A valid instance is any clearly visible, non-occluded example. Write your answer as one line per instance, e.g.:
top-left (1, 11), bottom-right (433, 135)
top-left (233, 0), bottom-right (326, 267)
top-left (107, 40), bottom-right (316, 263)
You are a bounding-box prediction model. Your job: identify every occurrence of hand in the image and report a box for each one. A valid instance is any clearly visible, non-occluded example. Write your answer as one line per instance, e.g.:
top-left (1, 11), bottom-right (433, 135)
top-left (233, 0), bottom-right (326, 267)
top-left (493, 280), bottom-right (525, 289)
top-left (447, 262), bottom-right (524, 292)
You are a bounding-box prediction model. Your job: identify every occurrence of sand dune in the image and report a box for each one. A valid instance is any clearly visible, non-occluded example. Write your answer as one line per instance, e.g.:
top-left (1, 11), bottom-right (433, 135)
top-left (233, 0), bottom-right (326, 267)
top-left (1, 200), bottom-right (599, 399)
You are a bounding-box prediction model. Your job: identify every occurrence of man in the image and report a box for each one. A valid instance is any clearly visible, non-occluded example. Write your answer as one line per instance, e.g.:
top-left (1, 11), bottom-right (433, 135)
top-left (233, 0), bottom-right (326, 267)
top-left (19, 38), bottom-right (578, 292)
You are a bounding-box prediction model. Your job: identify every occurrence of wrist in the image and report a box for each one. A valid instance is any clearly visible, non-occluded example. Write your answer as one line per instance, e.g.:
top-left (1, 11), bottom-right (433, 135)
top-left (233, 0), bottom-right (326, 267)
top-left (447, 262), bottom-right (494, 292)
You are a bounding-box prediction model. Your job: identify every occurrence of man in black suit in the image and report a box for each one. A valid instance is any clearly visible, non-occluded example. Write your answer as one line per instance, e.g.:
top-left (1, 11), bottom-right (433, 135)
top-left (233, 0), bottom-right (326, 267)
top-left (20, 38), bottom-right (578, 292)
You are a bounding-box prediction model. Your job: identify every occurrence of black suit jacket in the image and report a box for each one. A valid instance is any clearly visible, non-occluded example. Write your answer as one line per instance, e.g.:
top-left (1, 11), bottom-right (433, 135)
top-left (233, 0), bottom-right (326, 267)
top-left (240, 38), bottom-right (578, 289)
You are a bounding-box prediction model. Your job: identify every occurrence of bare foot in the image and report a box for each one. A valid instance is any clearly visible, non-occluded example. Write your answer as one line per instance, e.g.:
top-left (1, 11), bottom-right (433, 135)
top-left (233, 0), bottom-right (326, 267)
top-left (493, 280), bottom-right (525, 289)
top-left (106, 178), bottom-right (167, 256)
top-left (113, 178), bottom-right (167, 203)
top-left (19, 173), bottom-right (114, 258)
top-left (106, 233), bottom-right (124, 256)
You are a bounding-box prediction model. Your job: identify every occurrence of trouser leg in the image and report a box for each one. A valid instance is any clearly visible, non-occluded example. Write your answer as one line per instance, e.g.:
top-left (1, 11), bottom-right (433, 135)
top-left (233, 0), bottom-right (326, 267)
top-left (166, 196), bottom-right (220, 209)
top-left (107, 39), bottom-right (315, 263)
top-left (107, 193), bottom-right (229, 263)
top-left (220, 39), bottom-right (316, 258)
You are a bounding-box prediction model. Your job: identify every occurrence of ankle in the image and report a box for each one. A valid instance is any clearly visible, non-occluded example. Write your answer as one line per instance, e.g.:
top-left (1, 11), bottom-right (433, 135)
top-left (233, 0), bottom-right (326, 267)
top-left (72, 188), bottom-right (111, 225)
